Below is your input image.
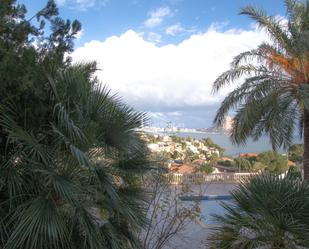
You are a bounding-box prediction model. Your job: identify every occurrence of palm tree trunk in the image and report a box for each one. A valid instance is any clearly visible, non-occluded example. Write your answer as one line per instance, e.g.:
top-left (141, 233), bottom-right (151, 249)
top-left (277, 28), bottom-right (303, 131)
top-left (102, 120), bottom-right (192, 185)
top-left (304, 109), bottom-right (309, 180)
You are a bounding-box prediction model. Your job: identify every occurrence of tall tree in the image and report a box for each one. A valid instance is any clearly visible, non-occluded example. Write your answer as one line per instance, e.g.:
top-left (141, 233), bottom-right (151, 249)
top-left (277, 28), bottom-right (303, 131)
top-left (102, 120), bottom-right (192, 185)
top-left (0, 0), bottom-right (81, 138)
top-left (212, 0), bottom-right (309, 179)
top-left (0, 1), bottom-right (151, 248)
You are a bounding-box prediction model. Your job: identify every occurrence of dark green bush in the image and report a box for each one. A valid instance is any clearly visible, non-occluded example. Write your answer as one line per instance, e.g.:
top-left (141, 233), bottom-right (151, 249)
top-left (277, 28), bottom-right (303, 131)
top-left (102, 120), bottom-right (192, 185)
top-left (209, 174), bottom-right (309, 248)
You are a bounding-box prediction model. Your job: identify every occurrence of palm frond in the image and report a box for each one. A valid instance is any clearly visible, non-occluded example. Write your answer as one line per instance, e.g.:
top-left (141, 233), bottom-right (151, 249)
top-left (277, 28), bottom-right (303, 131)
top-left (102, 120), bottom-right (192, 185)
top-left (240, 6), bottom-right (292, 52)
top-left (209, 174), bottom-right (309, 248)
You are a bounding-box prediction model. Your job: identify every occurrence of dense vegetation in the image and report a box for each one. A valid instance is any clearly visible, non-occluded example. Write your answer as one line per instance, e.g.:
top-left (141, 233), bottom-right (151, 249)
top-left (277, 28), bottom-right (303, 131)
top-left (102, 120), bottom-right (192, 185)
top-left (209, 174), bottom-right (309, 248)
top-left (212, 0), bottom-right (309, 179)
top-left (218, 151), bottom-right (288, 173)
top-left (200, 163), bottom-right (214, 174)
top-left (0, 1), bottom-right (150, 248)
top-left (288, 144), bottom-right (304, 162)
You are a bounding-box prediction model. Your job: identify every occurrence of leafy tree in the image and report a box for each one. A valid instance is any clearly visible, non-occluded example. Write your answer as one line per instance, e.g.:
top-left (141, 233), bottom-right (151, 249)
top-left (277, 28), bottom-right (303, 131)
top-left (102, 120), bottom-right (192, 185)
top-left (257, 151), bottom-right (288, 173)
top-left (209, 174), bottom-right (309, 248)
top-left (212, 0), bottom-right (309, 179)
top-left (234, 158), bottom-right (253, 172)
top-left (252, 161), bottom-right (267, 172)
top-left (0, 0), bottom-right (81, 152)
top-left (288, 144), bottom-right (304, 162)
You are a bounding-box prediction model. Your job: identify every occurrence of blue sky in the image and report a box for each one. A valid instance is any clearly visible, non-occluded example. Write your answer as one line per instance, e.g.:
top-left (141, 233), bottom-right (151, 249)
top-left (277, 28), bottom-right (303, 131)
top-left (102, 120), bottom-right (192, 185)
top-left (23, 0), bottom-right (285, 45)
top-left (21, 0), bottom-right (287, 128)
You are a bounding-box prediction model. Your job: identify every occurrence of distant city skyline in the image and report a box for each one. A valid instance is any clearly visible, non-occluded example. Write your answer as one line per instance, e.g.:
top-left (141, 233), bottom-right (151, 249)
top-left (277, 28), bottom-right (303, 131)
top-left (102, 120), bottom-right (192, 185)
top-left (21, 0), bottom-right (287, 127)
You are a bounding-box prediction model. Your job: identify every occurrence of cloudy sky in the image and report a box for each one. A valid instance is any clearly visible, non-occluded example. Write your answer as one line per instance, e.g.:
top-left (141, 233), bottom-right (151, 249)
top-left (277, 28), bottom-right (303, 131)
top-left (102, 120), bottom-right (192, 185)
top-left (23, 0), bottom-right (286, 128)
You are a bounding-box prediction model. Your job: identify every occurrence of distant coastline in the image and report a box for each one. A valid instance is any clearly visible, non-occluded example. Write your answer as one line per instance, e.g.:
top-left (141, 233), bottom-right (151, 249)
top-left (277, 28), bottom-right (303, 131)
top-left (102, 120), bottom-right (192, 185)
top-left (142, 131), bottom-right (302, 157)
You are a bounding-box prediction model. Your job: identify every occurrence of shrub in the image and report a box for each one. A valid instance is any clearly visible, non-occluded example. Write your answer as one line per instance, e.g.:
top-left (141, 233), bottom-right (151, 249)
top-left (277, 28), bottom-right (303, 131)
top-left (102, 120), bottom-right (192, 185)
top-left (257, 151), bottom-right (288, 173)
top-left (234, 158), bottom-right (253, 172)
top-left (208, 174), bottom-right (309, 248)
top-left (218, 160), bottom-right (235, 167)
top-left (200, 163), bottom-right (214, 174)
top-left (287, 165), bottom-right (302, 179)
top-left (288, 144), bottom-right (304, 162)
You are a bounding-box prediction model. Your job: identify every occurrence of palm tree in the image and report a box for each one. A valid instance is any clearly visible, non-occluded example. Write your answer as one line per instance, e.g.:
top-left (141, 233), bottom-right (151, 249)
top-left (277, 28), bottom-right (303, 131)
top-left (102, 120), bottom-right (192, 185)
top-left (208, 174), bottom-right (309, 248)
top-left (0, 63), bottom-right (150, 249)
top-left (212, 0), bottom-right (309, 179)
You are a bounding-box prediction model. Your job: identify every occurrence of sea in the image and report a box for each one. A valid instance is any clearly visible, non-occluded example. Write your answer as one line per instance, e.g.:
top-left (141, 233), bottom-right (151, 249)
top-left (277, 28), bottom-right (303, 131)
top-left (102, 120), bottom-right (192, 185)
top-left (170, 132), bottom-right (302, 157)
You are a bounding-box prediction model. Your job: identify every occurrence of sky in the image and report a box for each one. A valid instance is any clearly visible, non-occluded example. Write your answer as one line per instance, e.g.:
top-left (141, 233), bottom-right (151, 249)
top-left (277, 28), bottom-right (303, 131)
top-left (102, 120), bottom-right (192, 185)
top-left (21, 0), bottom-right (288, 128)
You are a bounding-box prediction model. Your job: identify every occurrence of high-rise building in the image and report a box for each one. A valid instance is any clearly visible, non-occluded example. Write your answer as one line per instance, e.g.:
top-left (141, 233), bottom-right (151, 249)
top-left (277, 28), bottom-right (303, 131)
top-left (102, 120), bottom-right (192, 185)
top-left (222, 116), bottom-right (234, 133)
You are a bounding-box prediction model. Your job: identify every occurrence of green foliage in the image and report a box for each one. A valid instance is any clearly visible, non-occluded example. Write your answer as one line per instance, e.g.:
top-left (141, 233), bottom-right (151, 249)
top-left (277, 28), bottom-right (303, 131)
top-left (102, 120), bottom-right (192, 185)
top-left (287, 165), bottom-right (302, 180)
top-left (208, 153), bottom-right (219, 166)
top-left (212, 0), bottom-right (309, 150)
top-left (234, 157), bottom-right (253, 172)
top-left (0, 64), bottom-right (151, 249)
top-left (288, 144), bottom-right (304, 162)
top-left (0, 1), bottom-right (151, 248)
top-left (252, 161), bottom-right (267, 172)
top-left (203, 138), bottom-right (224, 156)
top-left (0, 0), bottom-right (82, 150)
top-left (257, 151), bottom-right (288, 173)
top-left (0, 63), bottom-right (152, 249)
top-left (203, 137), bottom-right (215, 147)
top-left (246, 156), bottom-right (257, 164)
top-left (234, 152), bottom-right (287, 173)
top-left (209, 174), bottom-right (309, 248)
top-left (217, 160), bottom-right (235, 167)
top-left (200, 163), bottom-right (214, 174)
top-left (185, 151), bottom-right (200, 162)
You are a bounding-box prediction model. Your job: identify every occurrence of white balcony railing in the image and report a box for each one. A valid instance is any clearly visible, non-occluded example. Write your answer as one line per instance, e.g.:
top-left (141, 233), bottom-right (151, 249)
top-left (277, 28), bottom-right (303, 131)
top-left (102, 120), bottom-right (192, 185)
top-left (166, 172), bottom-right (258, 185)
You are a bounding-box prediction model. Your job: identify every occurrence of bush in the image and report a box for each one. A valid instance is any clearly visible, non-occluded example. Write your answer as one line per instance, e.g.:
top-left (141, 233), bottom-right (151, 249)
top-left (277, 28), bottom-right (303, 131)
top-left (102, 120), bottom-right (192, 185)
top-left (288, 144), bottom-right (304, 162)
top-left (234, 158), bottom-right (253, 172)
top-left (200, 163), bottom-right (214, 174)
top-left (257, 151), bottom-right (288, 173)
top-left (218, 160), bottom-right (235, 167)
top-left (252, 161), bottom-right (266, 172)
top-left (209, 174), bottom-right (309, 248)
top-left (287, 165), bottom-right (302, 179)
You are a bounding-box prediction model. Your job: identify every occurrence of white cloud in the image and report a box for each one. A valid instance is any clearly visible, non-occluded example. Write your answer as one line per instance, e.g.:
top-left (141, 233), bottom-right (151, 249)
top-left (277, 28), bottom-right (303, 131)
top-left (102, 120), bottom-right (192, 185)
top-left (147, 32), bottom-right (162, 44)
top-left (165, 23), bottom-right (196, 36)
top-left (56, 0), bottom-right (108, 11)
top-left (72, 26), bottom-right (269, 114)
top-left (165, 23), bottom-right (184, 36)
top-left (144, 6), bottom-right (172, 28)
top-left (208, 21), bottom-right (229, 31)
